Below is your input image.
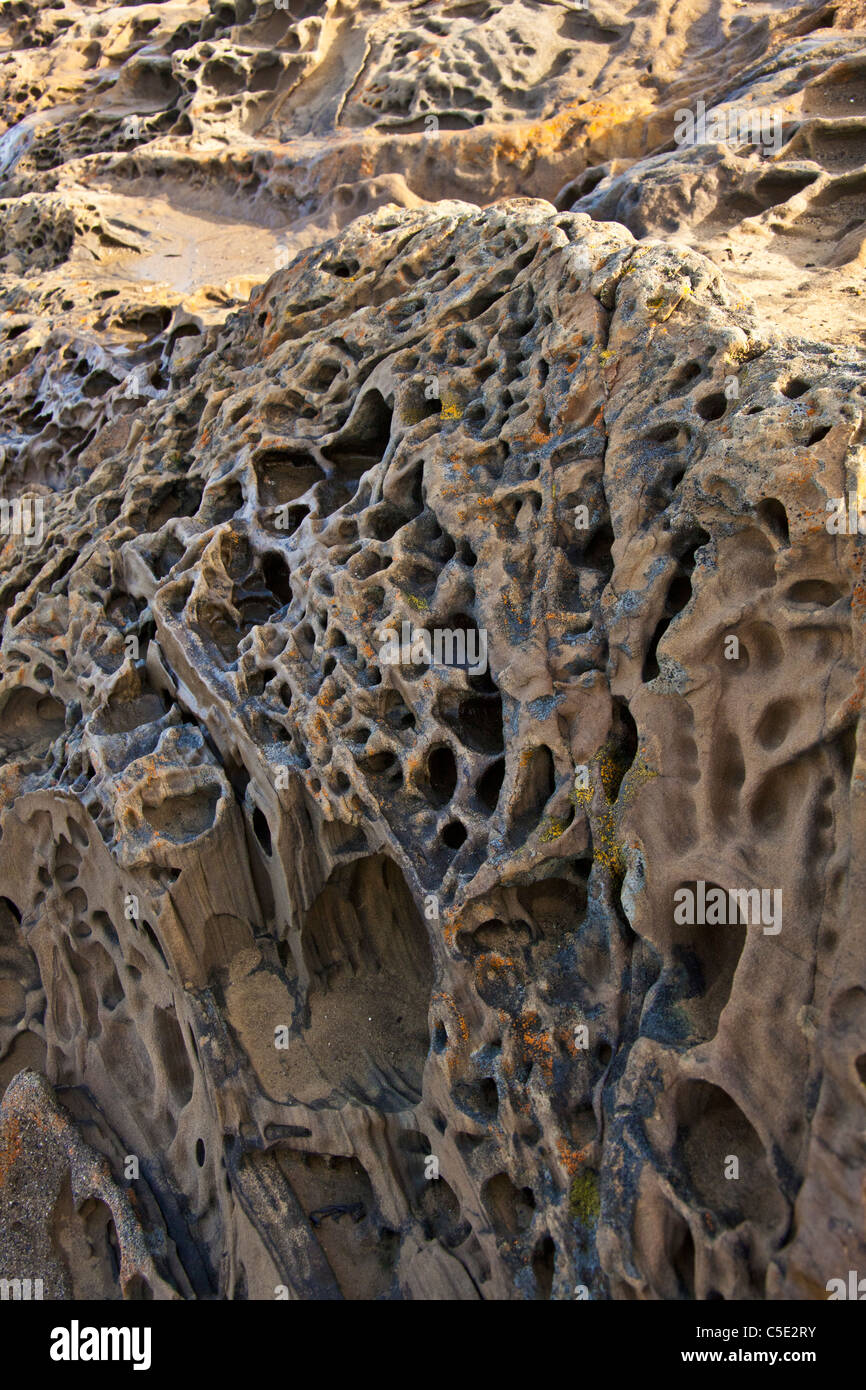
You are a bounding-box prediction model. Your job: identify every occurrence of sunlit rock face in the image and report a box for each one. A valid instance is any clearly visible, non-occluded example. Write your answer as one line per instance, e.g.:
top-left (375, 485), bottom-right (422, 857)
top-left (0, 0), bottom-right (864, 1301)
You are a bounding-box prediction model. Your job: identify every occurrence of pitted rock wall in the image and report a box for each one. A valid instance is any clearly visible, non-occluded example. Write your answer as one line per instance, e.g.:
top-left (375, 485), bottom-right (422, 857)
top-left (0, 195), bottom-right (863, 1298)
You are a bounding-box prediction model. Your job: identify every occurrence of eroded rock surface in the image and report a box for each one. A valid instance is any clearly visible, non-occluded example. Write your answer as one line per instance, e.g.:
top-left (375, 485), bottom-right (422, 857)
top-left (0, 193), bottom-right (863, 1299)
top-left (0, 0), bottom-right (865, 1301)
top-left (0, 1069), bottom-right (180, 1298)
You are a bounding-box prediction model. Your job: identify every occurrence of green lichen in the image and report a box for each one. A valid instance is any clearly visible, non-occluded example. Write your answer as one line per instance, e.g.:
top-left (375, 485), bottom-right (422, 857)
top-left (569, 1169), bottom-right (601, 1227)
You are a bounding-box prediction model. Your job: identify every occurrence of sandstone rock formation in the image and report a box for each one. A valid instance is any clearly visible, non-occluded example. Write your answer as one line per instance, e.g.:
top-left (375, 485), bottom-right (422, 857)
top-left (0, 0), bottom-right (864, 1301)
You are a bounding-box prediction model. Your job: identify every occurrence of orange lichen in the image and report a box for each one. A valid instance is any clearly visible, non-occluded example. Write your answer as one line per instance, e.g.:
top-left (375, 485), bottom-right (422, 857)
top-left (556, 1136), bottom-right (589, 1177)
top-left (0, 1114), bottom-right (23, 1190)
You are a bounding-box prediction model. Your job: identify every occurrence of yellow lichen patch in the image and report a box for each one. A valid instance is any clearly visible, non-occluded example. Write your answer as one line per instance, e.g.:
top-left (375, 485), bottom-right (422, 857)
top-left (593, 806), bottom-right (624, 878)
top-left (403, 591), bottom-right (429, 611)
top-left (538, 815), bottom-right (569, 842)
top-left (571, 781), bottom-right (594, 807)
top-left (617, 751), bottom-right (658, 804)
top-left (596, 741), bottom-right (628, 803)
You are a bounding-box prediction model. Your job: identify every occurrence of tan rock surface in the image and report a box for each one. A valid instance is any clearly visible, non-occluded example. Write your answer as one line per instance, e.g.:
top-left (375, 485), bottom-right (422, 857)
top-left (0, 0), bottom-right (863, 1301)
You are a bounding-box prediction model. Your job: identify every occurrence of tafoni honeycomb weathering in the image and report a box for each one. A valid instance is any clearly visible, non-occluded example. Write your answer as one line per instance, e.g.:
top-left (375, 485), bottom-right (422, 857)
top-left (0, 0), bottom-right (864, 1303)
